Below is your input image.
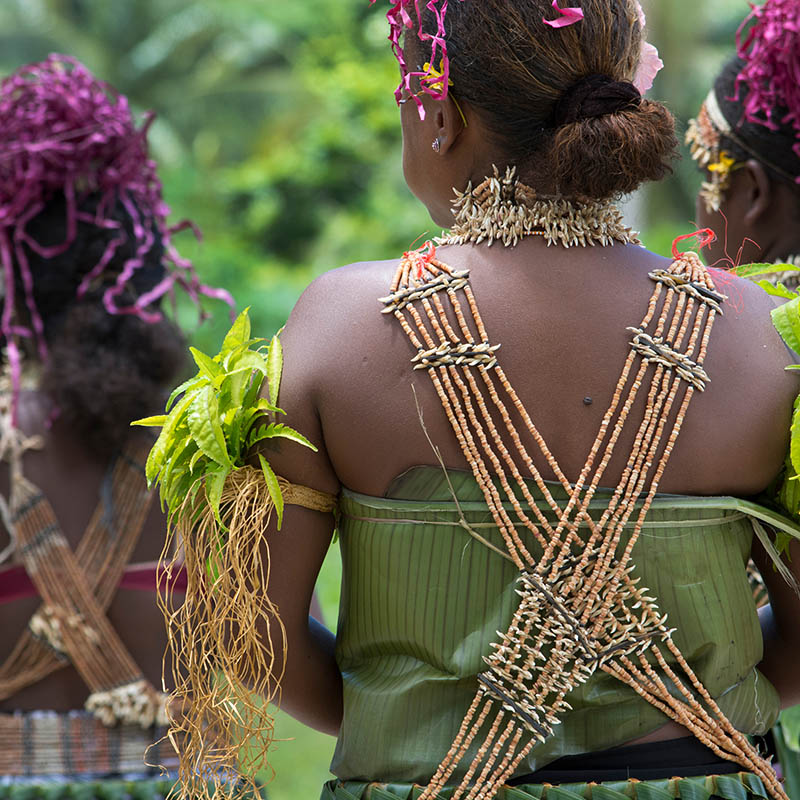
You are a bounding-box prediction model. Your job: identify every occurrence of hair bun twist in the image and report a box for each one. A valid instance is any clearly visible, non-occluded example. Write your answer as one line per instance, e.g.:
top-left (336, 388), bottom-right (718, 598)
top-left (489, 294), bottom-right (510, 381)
top-left (552, 74), bottom-right (642, 128)
top-left (550, 97), bottom-right (677, 199)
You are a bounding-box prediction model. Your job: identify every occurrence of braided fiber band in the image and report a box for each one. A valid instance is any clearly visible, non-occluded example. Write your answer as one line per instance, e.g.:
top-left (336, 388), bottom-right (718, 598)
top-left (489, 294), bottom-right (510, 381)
top-left (0, 709), bottom-right (177, 778)
top-left (223, 465), bottom-right (338, 514)
top-left (322, 773), bottom-right (768, 800)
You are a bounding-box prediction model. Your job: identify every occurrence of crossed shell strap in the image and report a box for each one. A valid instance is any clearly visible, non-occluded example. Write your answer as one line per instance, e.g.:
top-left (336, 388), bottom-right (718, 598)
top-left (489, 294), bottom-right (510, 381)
top-left (381, 249), bottom-right (786, 800)
top-left (0, 445), bottom-right (167, 728)
top-left (0, 444), bottom-right (155, 701)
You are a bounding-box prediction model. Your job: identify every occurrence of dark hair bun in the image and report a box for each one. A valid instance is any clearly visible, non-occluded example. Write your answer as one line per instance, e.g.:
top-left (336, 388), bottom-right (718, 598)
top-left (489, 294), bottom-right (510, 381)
top-left (551, 98), bottom-right (678, 199)
top-left (40, 297), bottom-right (186, 457)
top-left (416, 0), bottom-right (678, 199)
top-left (552, 75), bottom-right (641, 127)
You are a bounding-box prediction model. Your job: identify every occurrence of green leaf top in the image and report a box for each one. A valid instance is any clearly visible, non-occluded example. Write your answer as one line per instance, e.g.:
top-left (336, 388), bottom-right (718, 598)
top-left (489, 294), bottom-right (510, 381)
top-left (735, 262), bottom-right (799, 281)
top-left (258, 454), bottom-right (284, 529)
top-left (758, 280), bottom-right (798, 301)
top-left (132, 415), bottom-right (168, 427)
top-left (266, 332), bottom-right (283, 407)
top-left (744, 264), bottom-right (800, 555)
top-left (771, 295), bottom-right (800, 356)
top-left (133, 308), bottom-right (316, 527)
top-left (190, 347), bottom-right (224, 383)
top-left (221, 307), bottom-right (251, 355)
top-left (772, 395), bottom-right (800, 542)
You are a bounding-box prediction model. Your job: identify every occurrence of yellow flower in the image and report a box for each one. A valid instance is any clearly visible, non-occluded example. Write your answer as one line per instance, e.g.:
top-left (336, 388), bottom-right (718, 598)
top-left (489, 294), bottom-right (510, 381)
top-left (707, 151), bottom-right (738, 175)
top-left (420, 60), bottom-right (468, 128)
top-left (422, 60), bottom-right (453, 94)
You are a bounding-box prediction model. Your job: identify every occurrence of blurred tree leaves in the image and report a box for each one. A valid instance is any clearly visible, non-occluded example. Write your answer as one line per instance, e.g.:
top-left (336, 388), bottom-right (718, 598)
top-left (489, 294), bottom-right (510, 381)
top-left (644, 0), bottom-right (753, 228)
top-left (0, 0), bottom-right (430, 351)
top-left (0, 0), bottom-right (752, 341)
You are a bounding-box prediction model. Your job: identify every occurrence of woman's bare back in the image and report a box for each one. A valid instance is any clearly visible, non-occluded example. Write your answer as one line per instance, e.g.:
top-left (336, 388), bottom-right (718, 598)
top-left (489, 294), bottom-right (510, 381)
top-left (0, 396), bottom-right (170, 713)
top-left (277, 239), bottom-right (796, 502)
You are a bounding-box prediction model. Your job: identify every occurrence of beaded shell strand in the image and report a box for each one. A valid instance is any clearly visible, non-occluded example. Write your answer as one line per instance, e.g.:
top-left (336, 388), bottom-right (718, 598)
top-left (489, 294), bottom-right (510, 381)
top-left (380, 239), bottom-right (786, 800)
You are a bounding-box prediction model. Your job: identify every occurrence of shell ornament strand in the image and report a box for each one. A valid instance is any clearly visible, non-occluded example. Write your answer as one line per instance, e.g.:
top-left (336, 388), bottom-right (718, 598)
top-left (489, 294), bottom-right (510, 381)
top-left (438, 166), bottom-right (641, 248)
top-left (381, 238), bottom-right (785, 800)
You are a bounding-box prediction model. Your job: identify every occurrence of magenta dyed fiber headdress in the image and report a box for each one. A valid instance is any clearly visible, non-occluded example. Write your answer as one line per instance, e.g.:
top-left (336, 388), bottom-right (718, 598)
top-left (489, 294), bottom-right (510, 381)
top-left (735, 0), bottom-right (800, 177)
top-left (370, 0), bottom-right (464, 119)
top-left (0, 54), bottom-right (233, 417)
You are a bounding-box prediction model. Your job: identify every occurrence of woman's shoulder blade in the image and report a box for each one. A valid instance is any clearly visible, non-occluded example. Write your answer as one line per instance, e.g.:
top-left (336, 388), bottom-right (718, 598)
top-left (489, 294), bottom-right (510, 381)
top-left (293, 259), bottom-right (405, 329)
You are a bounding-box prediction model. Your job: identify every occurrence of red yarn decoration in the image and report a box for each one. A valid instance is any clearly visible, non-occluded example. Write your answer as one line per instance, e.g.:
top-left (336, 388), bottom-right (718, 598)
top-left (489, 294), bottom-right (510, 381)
top-left (403, 240), bottom-right (437, 279)
top-left (672, 229), bottom-right (717, 259)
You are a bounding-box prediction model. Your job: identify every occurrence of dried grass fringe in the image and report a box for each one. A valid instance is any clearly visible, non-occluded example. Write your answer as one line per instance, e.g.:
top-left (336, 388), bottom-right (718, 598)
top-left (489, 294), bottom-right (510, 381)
top-left (156, 465), bottom-right (286, 800)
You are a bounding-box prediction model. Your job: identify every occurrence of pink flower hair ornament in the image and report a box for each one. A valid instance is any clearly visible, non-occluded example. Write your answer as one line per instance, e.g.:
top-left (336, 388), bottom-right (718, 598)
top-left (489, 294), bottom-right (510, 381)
top-left (543, 1), bottom-right (585, 28)
top-left (370, 0), bottom-right (464, 119)
top-left (538, 1), bottom-right (663, 94)
top-left (735, 0), bottom-right (800, 176)
top-left (542, 1), bottom-right (663, 94)
top-left (0, 55), bottom-right (234, 421)
top-left (633, 2), bottom-right (664, 95)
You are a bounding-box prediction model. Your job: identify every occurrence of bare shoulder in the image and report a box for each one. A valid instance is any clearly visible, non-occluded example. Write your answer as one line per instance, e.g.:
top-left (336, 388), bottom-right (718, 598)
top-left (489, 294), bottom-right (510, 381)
top-left (287, 259), bottom-right (399, 329)
top-left (281, 258), bottom-right (399, 371)
top-left (263, 259), bottom-right (404, 492)
top-left (690, 268), bottom-right (799, 492)
top-left (709, 269), bottom-right (793, 359)
top-left (277, 257), bottom-right (402, 396)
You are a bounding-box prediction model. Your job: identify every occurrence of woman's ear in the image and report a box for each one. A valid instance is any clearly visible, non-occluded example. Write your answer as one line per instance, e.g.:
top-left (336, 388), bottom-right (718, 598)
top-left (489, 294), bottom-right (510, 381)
top-left (741, 158), bottom-right (773, 227)
top-left (432, 95), bottom-right (468, 156)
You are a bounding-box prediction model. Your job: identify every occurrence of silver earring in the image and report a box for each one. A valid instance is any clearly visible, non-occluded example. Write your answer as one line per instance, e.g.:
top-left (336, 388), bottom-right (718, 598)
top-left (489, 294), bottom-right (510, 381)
top-left (432, 137), bottom-right (441, 153)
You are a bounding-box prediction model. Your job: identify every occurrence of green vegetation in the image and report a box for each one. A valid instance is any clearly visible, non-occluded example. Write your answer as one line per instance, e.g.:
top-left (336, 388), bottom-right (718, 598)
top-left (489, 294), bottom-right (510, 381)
top-left (0, 0), bottom-right (433, 356)
top-left (728, 263), bottom-right (800, 556)
top-left (0, 0), bottom-right (755, 355)
top-left (134, 309), bottom-right (314, 529)
top-left (0, 1), bottom-right (780, 796)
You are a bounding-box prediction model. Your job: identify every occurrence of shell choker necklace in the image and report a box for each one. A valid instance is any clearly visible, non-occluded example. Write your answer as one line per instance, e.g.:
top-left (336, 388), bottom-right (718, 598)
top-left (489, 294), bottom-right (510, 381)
top-left (439, 166), bottom-right (641, 249)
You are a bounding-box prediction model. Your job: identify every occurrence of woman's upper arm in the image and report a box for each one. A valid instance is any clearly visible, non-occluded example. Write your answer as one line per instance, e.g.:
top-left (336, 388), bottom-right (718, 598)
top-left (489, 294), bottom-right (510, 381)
top-left (752, 536), bottom-right (800, 707)
top-left (254, 274), bottom-right (342, 618)
top-left (264, 274), bottom-right (341, 492)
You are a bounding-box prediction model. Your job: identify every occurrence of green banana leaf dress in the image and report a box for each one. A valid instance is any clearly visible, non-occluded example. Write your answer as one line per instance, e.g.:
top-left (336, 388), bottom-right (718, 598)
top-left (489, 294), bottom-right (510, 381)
top-left (322, 467), bottom-right (800, 800)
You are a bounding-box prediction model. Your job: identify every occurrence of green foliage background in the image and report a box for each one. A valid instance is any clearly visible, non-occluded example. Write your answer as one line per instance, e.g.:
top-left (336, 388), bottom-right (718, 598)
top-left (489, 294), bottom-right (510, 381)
top-left (0, 0), bottom-right (784, 797)
top-left (0, 0), bottom-right (753, 354)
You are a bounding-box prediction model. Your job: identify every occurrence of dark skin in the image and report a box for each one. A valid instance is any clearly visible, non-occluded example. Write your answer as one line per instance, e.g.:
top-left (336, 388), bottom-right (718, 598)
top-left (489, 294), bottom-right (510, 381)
top-left (696, 158), bottom-right (800, 268)
top-left (0, 391), bottom-right (324, 713)
top-left (0, 393), bottom-right (173, 711)
top-left (696, 156), bottom-right (800, 711)
top-left (258, 89), bottom-right (800, 745)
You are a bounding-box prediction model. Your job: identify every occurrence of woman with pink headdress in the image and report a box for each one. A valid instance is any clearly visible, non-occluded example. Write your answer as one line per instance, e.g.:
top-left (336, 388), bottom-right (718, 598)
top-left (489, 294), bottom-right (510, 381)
top-left (0, 55), bottom-right (232, 792)
top-left (688, 0), bottom-right (800, 278)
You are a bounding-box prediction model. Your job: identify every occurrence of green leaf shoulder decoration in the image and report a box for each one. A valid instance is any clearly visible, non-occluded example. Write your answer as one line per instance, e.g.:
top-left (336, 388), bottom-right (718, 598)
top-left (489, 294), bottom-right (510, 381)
top-left (738, 262), bottom-right (800, 566)
top-left (133, 309), bottom-right (337, 800)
